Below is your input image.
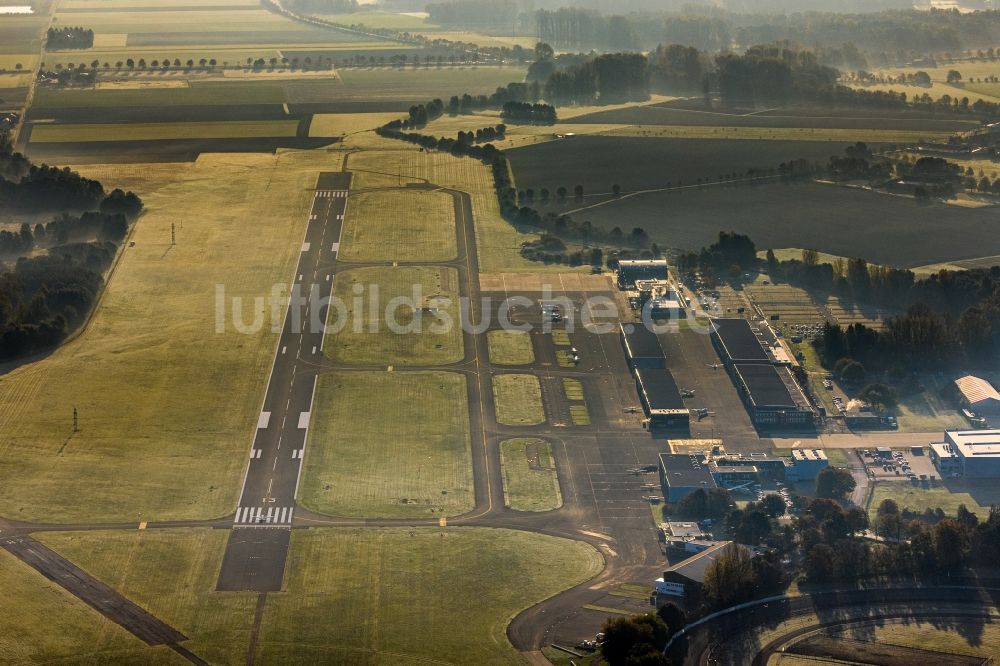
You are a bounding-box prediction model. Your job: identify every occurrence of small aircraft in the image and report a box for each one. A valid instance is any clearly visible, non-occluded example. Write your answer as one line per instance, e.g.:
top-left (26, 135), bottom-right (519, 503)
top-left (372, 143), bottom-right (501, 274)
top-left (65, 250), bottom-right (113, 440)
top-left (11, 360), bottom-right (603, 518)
top-left (707, 363), bottom-right (722, 369)
top-left (680, 388), bottom-right (696, 398)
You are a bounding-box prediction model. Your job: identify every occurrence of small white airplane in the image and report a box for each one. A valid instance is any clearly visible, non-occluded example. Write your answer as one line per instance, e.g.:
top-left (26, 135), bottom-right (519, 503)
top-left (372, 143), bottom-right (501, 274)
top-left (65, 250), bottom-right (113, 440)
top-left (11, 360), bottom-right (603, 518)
top-left (707, 363), bottom-right (722, 369)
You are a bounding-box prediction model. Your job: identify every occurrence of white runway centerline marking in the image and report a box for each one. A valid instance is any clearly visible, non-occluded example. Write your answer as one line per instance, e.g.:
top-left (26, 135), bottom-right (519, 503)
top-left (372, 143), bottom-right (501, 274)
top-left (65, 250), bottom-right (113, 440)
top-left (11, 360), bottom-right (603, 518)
top-left (257, 412), bottom-right (271, 429)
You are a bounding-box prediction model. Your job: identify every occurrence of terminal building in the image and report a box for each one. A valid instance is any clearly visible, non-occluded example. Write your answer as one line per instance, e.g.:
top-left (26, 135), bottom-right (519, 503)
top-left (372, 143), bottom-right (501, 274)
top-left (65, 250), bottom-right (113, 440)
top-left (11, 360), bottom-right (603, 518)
top-left (620, 324), bottom-right (666, 369)
top-left (931, 430), bottom-right (1000, 478)
top-left (635, 369), bottom-right (690, 428)
top-left (617, 259), bottom-right (668, 288)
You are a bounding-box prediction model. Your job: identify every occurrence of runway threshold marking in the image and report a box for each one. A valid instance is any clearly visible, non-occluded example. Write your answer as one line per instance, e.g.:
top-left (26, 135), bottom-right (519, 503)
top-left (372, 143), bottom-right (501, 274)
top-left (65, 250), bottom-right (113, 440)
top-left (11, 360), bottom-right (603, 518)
top-left (257, 412), bottom-right (271, 429)
top-left (297, 412), bottom-right (310, 429)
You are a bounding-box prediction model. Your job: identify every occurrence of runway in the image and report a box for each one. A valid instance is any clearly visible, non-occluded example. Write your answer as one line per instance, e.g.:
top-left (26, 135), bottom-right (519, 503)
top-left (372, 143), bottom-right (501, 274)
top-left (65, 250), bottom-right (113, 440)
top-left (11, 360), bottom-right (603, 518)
top-left (216, 171), bottom-right (350, 592)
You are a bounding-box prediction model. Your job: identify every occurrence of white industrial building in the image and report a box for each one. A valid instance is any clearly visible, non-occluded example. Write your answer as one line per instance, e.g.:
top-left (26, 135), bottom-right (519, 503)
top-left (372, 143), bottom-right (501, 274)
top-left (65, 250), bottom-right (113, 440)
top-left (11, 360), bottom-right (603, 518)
top-left (931, 430), bottom-right (1000, 478)
top-left (785, 449), bottom-right (829, 481)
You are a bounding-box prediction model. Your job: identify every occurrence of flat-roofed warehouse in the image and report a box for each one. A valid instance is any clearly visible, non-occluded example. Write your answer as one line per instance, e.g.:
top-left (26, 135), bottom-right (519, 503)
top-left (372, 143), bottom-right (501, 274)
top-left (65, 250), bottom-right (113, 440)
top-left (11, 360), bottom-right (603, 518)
top-left (955, 375), bottom-right (1000, 419)
top-left (617, 259), bottom-right (668, 288)
top-left (940, 430), bottom-right (1000, 478)
top-left (620, 323), bottom-right (665, 369)
top-left (732, 363), bottom-right (814, 428)
top-left (710, 318), bottom-right (771, 365)
top-left (658, 453), bottom-right (717, 501)
top-left (635, 368), bottom-right (690, 427)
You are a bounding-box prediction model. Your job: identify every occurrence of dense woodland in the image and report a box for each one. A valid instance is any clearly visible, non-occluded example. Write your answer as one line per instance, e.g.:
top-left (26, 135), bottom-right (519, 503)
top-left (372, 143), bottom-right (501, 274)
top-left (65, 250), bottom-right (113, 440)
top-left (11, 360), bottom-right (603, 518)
top-left (0, 144), bottom-right (142, 360)
top-left (45, 27), bottom-right (94, 50)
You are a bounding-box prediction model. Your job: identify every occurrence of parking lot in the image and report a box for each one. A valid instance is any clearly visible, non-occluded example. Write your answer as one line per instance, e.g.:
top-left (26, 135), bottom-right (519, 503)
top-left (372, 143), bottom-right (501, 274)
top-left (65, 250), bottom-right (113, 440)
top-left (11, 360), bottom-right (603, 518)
top-left (862, 447), bottom-right (939, 481)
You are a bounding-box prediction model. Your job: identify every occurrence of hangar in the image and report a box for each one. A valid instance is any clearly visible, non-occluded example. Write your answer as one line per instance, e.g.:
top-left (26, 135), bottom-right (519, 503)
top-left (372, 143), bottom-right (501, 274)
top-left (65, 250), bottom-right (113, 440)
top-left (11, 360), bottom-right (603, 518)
top-left (955, 375), bottom-right (1000, 420)
top-left (933, 430), bottom-right (1000, 478)
top-left (617, 259), bottom-right (668, 288)
top-left (710, 318), bottom-right (771, 365)
top-left (635, 369), bottom-right (690, 427)
top-left (658, 453), bottom-right (717, 501)
top-left (731, 363), bottom-right (814, 428)
top-left (620, 323), bottom-right (665, 369)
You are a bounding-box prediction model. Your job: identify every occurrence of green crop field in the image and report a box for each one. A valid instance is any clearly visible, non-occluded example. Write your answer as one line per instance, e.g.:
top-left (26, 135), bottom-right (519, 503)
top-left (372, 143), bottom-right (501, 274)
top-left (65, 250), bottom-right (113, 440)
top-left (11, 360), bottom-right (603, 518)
top-left (324, 265), bottom-right (464, 366)
top-left (492, 374), bottom-right (545, 426)
top-left (0, 151), bottom-right (338, 523)
top-left (259, 528), bottom-right (603, 663)
top-left (339, 189), bottom-right (457, 263)
top-left (29, 119), bottom-right (299, 142)
top-left (487, 330), bottom-right (534, 365)
top-left (500, 438), bottom-right (562, 512)
top-left (300, 371), bottom-right (473, 519)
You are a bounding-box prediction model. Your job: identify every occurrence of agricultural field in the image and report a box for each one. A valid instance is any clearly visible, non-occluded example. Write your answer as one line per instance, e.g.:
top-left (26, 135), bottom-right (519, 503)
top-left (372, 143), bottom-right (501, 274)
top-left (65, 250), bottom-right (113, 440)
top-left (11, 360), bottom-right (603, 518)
top-left (0, 151), bottom-right (334, 523)
top-left (507, 136), bottom-right (880, 202)
top-left (300, 371), bottom-right (473, 519)
top-left (309, 10), bottom-right (536, 48)
top-left (569, 99), bottom-right (979, 133)
top-left (572, 181), bottom-right (1000, 269)
top-left (487, 330), bottom-right (534, 365)
top-left (500, 438), bottom-right (562, 512)
top-left (339, 189), bottom-right (456, 263)
top-left (849, 60), bottom-right (1000, 107)
top-left (335, 65), bottom-right (528, 101)
top-left (492, 374), bottom-right (546, 426)
top-left (307, 111), bottom-right (401, 137)
top-left (324, 265), bottom-right (464, 366)
top-left (258, 528), bottom-right (603, 664)
top-left (29, 119), bottom-right (300, 142)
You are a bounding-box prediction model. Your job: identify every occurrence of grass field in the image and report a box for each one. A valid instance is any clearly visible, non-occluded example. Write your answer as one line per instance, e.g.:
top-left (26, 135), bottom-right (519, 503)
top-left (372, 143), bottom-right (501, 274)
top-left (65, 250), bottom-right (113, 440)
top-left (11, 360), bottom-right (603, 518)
top-left (325, 265), bottom-right (464, 366)
top-left (36, 528), bottom-right (256, 664)
top-left (493, 374), bottom-right (545, 426)
top-left (29, 119), bottom-right (300, 142)
top-left (868, 481), bottom-right (1000, 521)
top-left (336, 65), bottom-right (527, 101)
top-left (257, 527), bottom-right (603, 664)
top-left (500, 438), bottom-right (562, 512)
top-left (0, 545), bottom-right (155, 662)
top-left (343, 140), bottom-right (579, 272)
top-left (845, 620), bottom-right (1000, 659)
top-left (0, 152), bottom-right (334, 523)
top-left (487, 330), bottom-right (534, 365)
top-left (339, 189), bottom-right (457, 263)
top-left (300, 371), bottom-right (473, 518)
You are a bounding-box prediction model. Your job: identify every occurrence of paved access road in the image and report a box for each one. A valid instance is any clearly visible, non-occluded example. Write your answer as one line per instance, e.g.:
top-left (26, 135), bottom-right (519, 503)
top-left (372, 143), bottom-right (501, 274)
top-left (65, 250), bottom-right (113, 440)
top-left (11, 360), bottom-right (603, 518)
top-left (216, 172), bottom-right (350, 592)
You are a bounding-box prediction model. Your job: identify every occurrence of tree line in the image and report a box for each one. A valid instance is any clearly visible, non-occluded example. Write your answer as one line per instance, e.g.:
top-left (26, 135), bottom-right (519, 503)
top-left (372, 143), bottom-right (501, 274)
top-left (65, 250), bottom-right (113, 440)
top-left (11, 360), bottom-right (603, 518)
top-left (0, 144), bottom-right (142, 359)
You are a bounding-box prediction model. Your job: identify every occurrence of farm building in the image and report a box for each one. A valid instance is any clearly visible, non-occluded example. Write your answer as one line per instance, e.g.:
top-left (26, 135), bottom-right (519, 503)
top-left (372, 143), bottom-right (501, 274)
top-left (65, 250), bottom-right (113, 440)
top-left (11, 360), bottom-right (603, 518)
top-left (635, 369), bottom-right (690, 427)
top-left (620, 323), bottom-right (665, 369)
top-left (654, 542), bottom-right (750, 606)
top-left (617, 259), bottom-right (668, 288)
top-left (731, 364), bottom-right (814, 428)
top-left (710, 318), bottom-right (771, 365)
top-left (785, 449), bottom-right (829, 481)
top-left (954, 375), bottom-right (1000, 419)
top-left (934, 430), bottom-right (1000, 478)
top-left (658, 453), bottom-right (718, 501)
